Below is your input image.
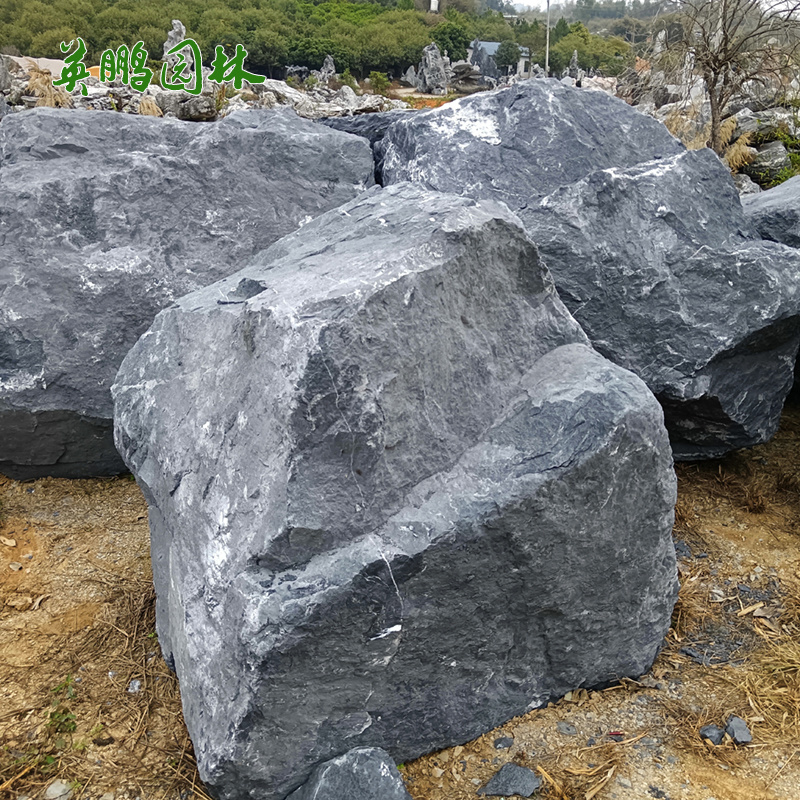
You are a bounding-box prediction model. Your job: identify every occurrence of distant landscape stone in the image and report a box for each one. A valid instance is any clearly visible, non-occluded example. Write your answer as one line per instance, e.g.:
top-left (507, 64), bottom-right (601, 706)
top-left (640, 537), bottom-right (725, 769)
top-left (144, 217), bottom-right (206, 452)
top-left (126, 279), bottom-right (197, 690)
top-left (0, 107), bottom-right (374, 479)
top-left (401, 65), bottom-right (417, 87)
top-left (478, 763), bottom-right (542, 797)
top-left (113, 183), bottom-right (678, 800)
top-left (162, 19), bottom-right (193, 71)
top-left (743, 175), bottom-right (800, 248)
top-left (521, 148), bottom-right (800, 459)
top-left (286, 748), bottom-right (412, 800)
top-left (154, 88), bottom-right (217, 121)
top-left (379, 81), bottom-right (685, 202)
top-left (416, 42), bottom-right (449, 95)
top-left (0, 55), bottom-right (11, 94)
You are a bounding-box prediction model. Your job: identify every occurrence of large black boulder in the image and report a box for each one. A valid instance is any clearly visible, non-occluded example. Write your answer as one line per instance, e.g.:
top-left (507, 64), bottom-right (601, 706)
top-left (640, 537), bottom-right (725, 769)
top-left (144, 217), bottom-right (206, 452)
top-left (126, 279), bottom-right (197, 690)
top-left (378, 80), bottom-right (684, 201)
top-left (523, 149), bottom-right (800, 459)
top-left (742, 175), bottom-right (800, 249)
top-left (113, 183), bottom-right (677, 800)
top-left (0, 107), bottom-right (374, 479)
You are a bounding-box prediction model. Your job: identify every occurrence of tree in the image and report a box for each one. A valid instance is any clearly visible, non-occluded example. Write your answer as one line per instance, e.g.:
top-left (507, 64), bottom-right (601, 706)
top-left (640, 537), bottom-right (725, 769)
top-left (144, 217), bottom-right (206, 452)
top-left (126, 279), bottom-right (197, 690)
top-left (666, 0), bottom-right (800, 154)
top-left (432, 20), bottom-right (471, 61)
top-left (551, 17), bottom-right (571, 44)
top-left (495, 38), bottom-right (520, 72)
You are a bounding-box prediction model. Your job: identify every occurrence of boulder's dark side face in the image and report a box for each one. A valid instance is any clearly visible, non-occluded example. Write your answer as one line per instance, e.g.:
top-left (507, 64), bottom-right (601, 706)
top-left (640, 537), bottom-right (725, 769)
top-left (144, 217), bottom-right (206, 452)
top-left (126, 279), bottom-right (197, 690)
top-left (743, 174), bottom-right (800, 249)
top-left (113, 183), bottom-right (678, 800)
top-left (522, 149), bottom-right (800, 459)
top-left (0, 107), bottom-right (374, 479)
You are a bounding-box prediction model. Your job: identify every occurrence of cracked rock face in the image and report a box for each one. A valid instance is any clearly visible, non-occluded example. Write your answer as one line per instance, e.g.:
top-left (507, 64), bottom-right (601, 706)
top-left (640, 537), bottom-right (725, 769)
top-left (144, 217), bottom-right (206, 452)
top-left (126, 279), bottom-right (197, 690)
top-left (378, 80), bottom-right (684, 202)
top-left (522, 149), bottom-right (800, 459)
top-left (113, 183), bottom-right (678, 800)
top-left (286, 748), bottom-right (412, 800)
top-left (743, 175), bottom-right (800, 249)
top-left (0, 107), bottom-right (374, 479)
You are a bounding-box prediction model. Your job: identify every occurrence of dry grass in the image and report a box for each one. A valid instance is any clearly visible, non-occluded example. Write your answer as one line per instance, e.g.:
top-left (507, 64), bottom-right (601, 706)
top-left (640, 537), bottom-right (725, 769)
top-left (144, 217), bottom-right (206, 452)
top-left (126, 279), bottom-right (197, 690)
top-left (669, 564), bottom-right (717, 642)
top-left (26, 66), bottom-right (72, 109)
top-left (739, 580), bottom-right (800, 743)
top-left (137, 96), bottom-right (163, 117)
top-left (660, 692), bottom-right (750, 769)
top-left (743, 640), bottom-right (800, 742)
top-left (0, 575), bottom-right (210, 800)
top-left (664, 108), bottom-right (756, 171)
top-left (677, 454), bottom-right (774, 517)
top-left (526, 739), bottom-right (627, 800)
top-left (725, 132), bottom-right (756, 170)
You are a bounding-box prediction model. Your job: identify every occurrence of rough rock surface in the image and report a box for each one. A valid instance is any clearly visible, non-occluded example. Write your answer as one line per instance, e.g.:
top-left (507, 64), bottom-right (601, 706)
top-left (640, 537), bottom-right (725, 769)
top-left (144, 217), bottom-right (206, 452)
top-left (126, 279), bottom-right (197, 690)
top-left (113, 183), bottom-right (678, 800)
top-left (379, 81), bottom-right (684, 201)
top-left (733, 172), bottom-right (762, 196)
top-left (743, 140), bottom-right (792, 184)
top-left (743, 175), bottom-right (800, 248)
top-left (522, 148), bottom-right (800, 459)
top-left (321, 109), bottom-right (417, 147)
top-left (0, 107), bottom-right (374, 479)
top-left (286, 748), bottom-right (412, 800)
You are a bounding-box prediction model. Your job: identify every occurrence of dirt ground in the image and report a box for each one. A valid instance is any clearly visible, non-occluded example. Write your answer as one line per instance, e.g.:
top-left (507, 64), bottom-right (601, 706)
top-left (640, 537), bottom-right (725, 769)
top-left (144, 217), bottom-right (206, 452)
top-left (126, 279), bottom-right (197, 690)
top-left (2, 404), bottom-right (800, 800)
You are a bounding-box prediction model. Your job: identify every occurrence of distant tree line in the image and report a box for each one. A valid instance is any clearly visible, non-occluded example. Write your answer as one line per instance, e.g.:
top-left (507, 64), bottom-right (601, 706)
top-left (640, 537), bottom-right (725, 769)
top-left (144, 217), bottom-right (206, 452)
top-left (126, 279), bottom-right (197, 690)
top-left (0, 0), bottom-right (635, 79)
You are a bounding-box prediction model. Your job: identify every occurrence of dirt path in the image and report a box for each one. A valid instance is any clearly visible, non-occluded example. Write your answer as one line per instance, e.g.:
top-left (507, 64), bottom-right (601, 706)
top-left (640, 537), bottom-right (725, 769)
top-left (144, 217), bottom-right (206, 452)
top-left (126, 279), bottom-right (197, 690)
top-left (2, 407), bottom-right (800, 800)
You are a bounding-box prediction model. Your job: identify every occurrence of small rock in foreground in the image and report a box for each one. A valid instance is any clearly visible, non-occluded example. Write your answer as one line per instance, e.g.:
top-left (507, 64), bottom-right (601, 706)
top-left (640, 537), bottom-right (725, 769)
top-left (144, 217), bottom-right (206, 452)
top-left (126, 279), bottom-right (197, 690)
top-left (478, 763), bottom-right (542, 797)
top-left (725, 715), bottom-right (753, 744)
top-left (699, 724), bottom-right (725, 746)
top-left (44, 781), bottom-right (73, 800)
top-left (493, 736), bottom-right (514, 750)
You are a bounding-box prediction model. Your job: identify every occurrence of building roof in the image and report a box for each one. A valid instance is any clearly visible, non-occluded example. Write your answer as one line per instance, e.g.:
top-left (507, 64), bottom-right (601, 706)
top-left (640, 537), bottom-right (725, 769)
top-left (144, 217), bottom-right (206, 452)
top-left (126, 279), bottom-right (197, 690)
top-left (474, 41), bottom-right (530, 58)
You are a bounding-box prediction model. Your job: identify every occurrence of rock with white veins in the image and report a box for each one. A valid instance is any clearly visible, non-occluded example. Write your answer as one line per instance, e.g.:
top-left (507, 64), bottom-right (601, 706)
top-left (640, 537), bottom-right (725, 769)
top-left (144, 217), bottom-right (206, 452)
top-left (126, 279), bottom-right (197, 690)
top-left (378, 80), bottom-right (684, 202)
top-left (0, 107), bottom-right (374, 479)
top-left (286, 748), bottom-right (412, 800)
top-left (113, 183), bottom-right (678, 800)
top-left (522, 149), bottom-right (800, 459)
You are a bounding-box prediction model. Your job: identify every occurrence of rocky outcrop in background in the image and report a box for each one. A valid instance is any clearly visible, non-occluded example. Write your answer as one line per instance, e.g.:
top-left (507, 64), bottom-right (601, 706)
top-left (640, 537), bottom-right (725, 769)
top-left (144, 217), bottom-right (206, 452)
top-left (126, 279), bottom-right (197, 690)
top-left (0, 51), bottom-right (407, 123)
top-left (0, 108), bottom-right (374, 478)
top-left (113, 183), bottom-right (678, 800)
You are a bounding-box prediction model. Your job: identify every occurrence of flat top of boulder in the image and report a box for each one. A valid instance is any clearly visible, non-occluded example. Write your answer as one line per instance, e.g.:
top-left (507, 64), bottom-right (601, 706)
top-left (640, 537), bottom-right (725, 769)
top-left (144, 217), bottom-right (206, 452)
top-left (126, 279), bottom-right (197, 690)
top-left (379, 80), bottom-right (685, 204)
top-left (176, 182), bottom-right (546, 322)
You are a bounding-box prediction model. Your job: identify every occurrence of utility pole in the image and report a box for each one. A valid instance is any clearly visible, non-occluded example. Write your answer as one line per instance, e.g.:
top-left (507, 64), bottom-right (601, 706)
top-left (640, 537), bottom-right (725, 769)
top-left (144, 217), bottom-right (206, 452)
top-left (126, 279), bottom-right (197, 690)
top-left (545, 0), bottom-right (551, 76)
